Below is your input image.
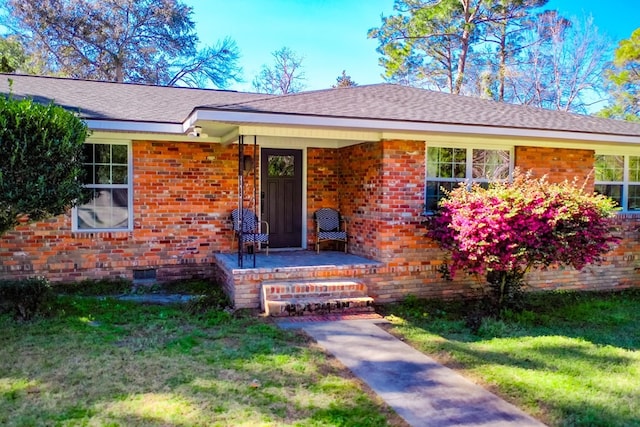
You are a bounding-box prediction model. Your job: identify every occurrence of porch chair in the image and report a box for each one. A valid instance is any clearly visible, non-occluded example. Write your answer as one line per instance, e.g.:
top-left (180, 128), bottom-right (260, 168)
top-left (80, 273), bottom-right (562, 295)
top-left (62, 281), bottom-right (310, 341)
top-left (231, 208), bottom-right (269, 255)
top-left (314, 208), bottom-right (347, 254)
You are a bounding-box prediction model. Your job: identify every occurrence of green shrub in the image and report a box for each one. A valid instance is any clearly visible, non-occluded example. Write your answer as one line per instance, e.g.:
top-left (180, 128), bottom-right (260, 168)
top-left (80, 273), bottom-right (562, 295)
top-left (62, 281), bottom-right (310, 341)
top-left (184, 284), bottom-right (231, 315)
top-left (428, 170), bottom-right (619, 315)
top-left (476, 317), bottom-right (512, 338)
top-left (0, 277), bottom-right (53, 320)
top-left (0, 89), bottom-right (91, 235)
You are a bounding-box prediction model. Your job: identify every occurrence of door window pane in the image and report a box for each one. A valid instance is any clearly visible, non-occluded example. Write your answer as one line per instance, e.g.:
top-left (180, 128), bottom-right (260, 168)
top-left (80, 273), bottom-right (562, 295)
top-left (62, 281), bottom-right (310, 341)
top-left (268, 155), bottom-right (294, 177)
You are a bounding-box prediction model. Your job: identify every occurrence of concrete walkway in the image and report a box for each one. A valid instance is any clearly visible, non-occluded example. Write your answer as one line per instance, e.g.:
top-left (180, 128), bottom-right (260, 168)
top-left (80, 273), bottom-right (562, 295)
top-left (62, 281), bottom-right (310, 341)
top-left (279, 318), bottom-right (546, 427)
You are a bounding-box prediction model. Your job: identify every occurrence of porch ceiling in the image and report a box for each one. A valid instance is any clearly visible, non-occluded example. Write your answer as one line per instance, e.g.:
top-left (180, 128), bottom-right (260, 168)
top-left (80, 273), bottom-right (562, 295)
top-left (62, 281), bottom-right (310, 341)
top-left (194, 120), bottom-right (385, 147)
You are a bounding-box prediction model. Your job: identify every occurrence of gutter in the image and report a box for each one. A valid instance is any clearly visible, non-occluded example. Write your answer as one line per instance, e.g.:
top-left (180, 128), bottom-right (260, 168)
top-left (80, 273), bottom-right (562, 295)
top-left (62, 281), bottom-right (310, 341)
top-left (189, 109), bottom-right (640, 145)
top-left (86, 109), bottom-right (640, 146)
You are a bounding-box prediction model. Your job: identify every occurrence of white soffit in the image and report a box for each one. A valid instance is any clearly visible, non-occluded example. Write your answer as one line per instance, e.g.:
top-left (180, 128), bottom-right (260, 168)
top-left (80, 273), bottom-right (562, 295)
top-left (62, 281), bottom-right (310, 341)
top-left (191, 109), bottom-right (640, 145)
top-left (87, 110), bottom-right (640, 147)
top-left (86, 119), bottom-right (184, 134)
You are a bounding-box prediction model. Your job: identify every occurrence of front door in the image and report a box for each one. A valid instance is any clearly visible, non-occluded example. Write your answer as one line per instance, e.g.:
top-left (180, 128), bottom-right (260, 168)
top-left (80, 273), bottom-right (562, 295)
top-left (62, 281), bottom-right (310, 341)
top-left (261, 148), bottom-right (303, 248)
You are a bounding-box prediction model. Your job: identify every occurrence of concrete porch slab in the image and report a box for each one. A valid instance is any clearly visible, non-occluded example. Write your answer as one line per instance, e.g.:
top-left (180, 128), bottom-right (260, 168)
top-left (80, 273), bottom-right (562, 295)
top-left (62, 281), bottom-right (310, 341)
top-left (214, 250), bottom-right (382, 271)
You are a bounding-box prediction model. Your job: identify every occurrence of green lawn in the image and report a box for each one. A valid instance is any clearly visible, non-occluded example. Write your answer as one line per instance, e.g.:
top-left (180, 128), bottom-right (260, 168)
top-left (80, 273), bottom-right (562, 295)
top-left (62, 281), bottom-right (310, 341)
top-left (381, 290), bottom-right (640, 427)
top-left (0, 293), bottom-right (405, 427)
top-left (4, 284), bottom-right (639, 427)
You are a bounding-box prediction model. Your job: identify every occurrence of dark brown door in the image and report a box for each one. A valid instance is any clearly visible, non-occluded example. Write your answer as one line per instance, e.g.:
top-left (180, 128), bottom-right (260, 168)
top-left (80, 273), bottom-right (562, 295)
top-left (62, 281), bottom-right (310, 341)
top-left (261, 149), bottom-right (303, 248)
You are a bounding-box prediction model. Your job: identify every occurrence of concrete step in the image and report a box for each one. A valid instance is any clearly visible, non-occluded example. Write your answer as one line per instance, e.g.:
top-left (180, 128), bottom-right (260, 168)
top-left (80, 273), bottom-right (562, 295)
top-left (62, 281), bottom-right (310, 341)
top-left (261, 279), bottom-right (374, 316)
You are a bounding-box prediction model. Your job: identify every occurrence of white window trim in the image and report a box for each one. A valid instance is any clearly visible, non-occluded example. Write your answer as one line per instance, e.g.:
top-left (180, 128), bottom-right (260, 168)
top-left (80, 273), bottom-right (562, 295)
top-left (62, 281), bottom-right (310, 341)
top-left (72, 140), bottom-right (134, 232)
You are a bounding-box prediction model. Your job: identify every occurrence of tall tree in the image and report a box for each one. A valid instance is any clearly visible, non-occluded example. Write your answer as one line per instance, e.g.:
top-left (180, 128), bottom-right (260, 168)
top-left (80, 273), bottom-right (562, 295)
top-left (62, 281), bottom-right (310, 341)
top-left (1, 0), bottom-right (241, 87)
top-left (332, 70), bottom-right (357, 88)
top-left (0, 35), bottom-right (25, 73)
top-left (369, 1), bottom-right (611, 113)
top-left (479, 0), bottom-right (548, 101)
top-left (368, 0), bottom-right (488, 95)
top-left (599, 28), bottom-right (640, 122)
top-left (509, 13), bottom-right (611, 113)
top-left (0, 34), bottom-right (52, 75)
top-left (252, 47), bottom-right (306, 94)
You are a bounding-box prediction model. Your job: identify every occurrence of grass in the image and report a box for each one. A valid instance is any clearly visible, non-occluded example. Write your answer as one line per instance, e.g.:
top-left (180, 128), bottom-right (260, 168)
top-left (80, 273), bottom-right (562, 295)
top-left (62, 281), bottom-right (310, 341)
top-left (380, 290), bottom-right (640, 427)
top-left (0, 289), bottom-right (405, 426)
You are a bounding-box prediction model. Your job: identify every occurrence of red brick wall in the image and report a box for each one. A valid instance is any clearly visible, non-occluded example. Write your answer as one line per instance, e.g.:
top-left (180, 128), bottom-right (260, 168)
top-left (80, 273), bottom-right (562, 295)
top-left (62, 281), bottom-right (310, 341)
top-left (376, 140), bottom-right (430, 261)
top-left (515, 146), bottom-right (595, 189)
top-left (2, 138), bottom-right (638, 303)
top-left (0, 140), bottom-right (250, 284)
top-left (338, 141), bottom-right (384, 258)
top-left (332, 142), bottom-right (638, 304)
top-left (524, 214), bottom-right (640, 292)
top-left (338, 140), bottom-right (435, 260)
top-left (228, 142), bottom-right (638, 308)
top-left (510, 147), bottom-right (640, 291)
top-left (306, 147), bottom-right (339, 249)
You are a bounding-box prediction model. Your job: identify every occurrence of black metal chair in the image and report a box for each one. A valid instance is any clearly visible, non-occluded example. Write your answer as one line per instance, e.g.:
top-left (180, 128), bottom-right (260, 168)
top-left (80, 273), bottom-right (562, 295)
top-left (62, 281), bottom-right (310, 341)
top-left (314, 208), bottom-right (347, 253)
top-left (231, 208), bottom-right (269, 255)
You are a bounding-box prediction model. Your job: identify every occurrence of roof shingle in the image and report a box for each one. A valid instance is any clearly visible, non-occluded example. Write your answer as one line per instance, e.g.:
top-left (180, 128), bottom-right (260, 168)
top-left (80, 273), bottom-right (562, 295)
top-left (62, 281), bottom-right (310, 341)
top-left (0, 73), bottom-right (271, 123)
top-left (2, 73), bottom-right (640, 138)
top-left (208, 84), bottom-right (640, 137)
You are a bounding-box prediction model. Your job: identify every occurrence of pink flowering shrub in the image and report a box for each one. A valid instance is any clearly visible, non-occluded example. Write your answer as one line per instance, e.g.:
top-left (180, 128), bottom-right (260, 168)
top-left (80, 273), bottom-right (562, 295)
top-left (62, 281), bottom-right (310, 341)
top-left (428, 170), bottom-right (620, 311)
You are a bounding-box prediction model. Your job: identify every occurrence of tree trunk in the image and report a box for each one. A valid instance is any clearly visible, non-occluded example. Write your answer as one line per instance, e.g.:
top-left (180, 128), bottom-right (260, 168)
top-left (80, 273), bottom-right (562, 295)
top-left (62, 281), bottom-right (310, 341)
top-left (453, 29), bottom-right (470, 94)
top-left (453, 0), bottom-right (481, 95)
top-left (498, 21), bottom-right (507, 101)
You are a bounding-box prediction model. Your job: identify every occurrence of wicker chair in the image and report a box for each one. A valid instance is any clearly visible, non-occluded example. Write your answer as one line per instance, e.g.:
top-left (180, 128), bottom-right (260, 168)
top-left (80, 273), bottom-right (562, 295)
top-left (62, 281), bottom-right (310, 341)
top-left (231, 208), bottom-right (269, 255)
top-left (314, 208), bottom-right (347, 253)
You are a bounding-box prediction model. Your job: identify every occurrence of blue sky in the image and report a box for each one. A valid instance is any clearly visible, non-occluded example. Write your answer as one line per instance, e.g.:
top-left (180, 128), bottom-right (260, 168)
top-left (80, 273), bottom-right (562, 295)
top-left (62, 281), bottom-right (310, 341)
top-left (186, 0), bottom-right (639, 92)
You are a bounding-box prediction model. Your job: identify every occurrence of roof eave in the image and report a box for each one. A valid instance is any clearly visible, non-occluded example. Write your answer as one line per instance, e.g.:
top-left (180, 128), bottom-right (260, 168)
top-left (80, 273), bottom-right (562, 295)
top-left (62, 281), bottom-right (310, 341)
top-left (87, 119), bottom-right (184, 134)
top-left (189, 109), bottom-right (640, 145)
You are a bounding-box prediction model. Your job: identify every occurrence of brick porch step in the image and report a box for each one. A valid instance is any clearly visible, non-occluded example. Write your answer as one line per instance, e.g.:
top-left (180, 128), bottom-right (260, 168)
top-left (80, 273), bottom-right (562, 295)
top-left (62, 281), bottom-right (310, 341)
top-left (261, 280), bottom-right (375, 317)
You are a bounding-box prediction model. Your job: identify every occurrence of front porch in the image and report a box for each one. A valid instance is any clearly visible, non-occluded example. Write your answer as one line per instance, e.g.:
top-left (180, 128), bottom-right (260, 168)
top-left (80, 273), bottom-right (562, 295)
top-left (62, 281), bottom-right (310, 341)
top-left (215, 250), bottom-right (381, 271)
top-left (212, 250), bottom-right (384, 311)
top-left (214, 137), bottom-right (441, 312)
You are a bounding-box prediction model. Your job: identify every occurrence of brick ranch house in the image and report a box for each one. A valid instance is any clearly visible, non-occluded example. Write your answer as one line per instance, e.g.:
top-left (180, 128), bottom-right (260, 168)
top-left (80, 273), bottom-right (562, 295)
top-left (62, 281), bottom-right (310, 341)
top-left (2, 73), bottom-right (640, 309)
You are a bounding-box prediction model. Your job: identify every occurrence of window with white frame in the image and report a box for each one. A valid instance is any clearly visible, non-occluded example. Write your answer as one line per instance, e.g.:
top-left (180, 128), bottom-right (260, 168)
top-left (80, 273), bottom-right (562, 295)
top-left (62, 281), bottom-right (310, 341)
top-left (594, 154), bottom-right (640, 212)
top-left (73, 142), bottom-right (132, 231)
top-left (425, 146), bottom-right (511, 213)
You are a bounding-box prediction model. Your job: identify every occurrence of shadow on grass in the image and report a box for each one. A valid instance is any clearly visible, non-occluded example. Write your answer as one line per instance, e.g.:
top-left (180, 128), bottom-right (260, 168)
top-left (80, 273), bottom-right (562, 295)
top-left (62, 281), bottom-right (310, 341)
top-left (0, 296), bottom-right (401, 427)
top-left (380, 289), bottom-right (640, 427)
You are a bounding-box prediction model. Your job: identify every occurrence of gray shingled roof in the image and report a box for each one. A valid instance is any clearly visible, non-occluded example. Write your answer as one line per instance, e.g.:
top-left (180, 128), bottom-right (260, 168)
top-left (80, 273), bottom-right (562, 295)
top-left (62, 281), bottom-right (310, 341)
top-left (2, 73), bottom-right (640, 137)
top-left (207, 84), bottom-right (640, 137)
top-left (0, 73), bottom-right (270, 123)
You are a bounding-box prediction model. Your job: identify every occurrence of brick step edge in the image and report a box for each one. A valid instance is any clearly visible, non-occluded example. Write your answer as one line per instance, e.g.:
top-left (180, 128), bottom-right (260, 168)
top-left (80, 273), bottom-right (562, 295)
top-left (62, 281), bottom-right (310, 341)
top-left (262, 280), bottom-right (367, 297)
top-left (265, 296), bottom-right (374, 317)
